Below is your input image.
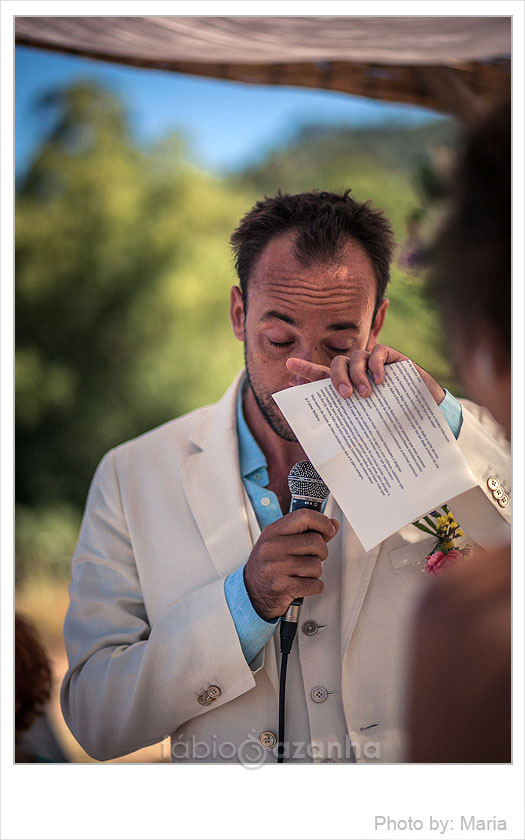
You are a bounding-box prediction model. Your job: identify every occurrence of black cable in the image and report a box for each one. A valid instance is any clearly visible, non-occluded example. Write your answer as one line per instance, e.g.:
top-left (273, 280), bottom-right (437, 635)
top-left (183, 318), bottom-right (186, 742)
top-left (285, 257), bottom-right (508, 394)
top-left (278, 606), bottom-right (300, 763)
top-left (277, 650), bottom-right (289, 763)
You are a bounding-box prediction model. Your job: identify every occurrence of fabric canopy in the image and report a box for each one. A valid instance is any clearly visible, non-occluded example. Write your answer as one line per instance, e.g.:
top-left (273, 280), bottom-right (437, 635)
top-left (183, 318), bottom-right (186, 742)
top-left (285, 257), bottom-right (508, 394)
top-left (15, 16), bottom-right (511, 119)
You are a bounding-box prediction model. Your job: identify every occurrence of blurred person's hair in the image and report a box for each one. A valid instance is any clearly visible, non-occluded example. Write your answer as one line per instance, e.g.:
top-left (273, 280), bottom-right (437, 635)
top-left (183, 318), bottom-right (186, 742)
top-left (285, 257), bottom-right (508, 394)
top-left (15, 614), bottom-right (52, 738)
top-left (430, 101), bottom-right (510, 363)
top-left (230, 190), bottom-right (396, 318)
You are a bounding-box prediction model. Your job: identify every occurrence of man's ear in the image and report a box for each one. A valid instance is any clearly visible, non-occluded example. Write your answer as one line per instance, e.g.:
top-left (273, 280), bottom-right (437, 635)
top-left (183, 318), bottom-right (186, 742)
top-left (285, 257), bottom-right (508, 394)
top-left (366, 299), bottom-right (389, 351)
top-left (230, 286), bottom-right (245, 341)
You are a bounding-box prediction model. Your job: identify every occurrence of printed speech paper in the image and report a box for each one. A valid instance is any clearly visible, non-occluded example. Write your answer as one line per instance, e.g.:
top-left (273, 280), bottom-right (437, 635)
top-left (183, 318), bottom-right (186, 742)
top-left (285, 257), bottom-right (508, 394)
top-left (273, 361), bottom-right (477, 551)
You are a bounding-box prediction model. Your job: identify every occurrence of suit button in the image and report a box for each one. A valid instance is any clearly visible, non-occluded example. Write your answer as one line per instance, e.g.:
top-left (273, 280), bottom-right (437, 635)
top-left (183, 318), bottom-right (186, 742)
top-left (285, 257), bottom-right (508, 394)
top-left (261, 497), bottom-right (271, 506)
top-left (198, 692), bottom-right (212, 706)
top-left (498, 494), bottom-right (509, 508)
top-left (487, 477), bottom-right (500, 491)
top-left (493, 486), bottom-right (504, 500)
top-left (311, 686), bottom-right (328, 703)
top-left (258, 731), bottom-right (277, 749)
top-left (302, 620), bottom-right (319, 636)
top-left (206, 684), bottom-right (221, 699)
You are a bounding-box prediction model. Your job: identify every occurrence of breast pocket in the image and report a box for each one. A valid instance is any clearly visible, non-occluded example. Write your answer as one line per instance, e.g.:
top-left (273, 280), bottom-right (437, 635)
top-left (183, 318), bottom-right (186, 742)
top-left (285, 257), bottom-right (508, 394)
top-left (389, 537), bottom-right (436, 570)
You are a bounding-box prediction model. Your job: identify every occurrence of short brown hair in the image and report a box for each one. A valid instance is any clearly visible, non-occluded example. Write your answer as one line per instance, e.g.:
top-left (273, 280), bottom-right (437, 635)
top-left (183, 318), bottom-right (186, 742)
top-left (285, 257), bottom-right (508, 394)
top-left (230, 190), bottom-right (395, 316)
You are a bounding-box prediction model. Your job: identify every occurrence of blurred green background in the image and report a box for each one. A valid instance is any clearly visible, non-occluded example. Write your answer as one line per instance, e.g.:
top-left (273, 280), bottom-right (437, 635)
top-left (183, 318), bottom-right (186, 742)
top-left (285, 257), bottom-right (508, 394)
top-left (15, 79), bottom-right (457, 760)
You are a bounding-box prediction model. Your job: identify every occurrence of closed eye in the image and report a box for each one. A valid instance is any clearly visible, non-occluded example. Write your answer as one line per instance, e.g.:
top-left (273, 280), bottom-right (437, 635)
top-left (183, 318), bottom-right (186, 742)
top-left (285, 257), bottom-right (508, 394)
top-left (267, 339), bottom-right (350, 352)
top-left (268, 339), bottom-right (293, 347)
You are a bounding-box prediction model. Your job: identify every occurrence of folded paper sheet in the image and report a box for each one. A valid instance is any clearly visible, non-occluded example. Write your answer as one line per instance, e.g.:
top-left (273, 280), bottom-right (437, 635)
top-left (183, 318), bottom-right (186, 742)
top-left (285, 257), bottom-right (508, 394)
top-left (273, 361), bottom-right (477, 551)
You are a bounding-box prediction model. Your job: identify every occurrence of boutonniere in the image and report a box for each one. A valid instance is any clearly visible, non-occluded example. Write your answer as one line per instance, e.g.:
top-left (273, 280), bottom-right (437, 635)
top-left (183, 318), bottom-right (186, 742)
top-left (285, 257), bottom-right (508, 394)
top-left (412, 505), bottom-right (470, 575)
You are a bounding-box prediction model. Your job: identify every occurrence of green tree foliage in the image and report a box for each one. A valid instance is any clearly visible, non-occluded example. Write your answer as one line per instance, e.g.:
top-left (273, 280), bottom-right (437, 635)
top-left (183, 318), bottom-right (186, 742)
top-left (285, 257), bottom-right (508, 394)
top-left (16, 83), bottom-right (250, 577)
top-left (16, 84), bottom-right (247, 509)
top-left (16, 81), bottom-right (457, 581)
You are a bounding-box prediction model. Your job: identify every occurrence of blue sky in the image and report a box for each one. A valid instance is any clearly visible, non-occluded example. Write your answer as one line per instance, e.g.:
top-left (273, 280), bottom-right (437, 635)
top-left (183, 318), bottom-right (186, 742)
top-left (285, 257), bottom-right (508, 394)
top-left (16, 45), bottom-right (442, 175)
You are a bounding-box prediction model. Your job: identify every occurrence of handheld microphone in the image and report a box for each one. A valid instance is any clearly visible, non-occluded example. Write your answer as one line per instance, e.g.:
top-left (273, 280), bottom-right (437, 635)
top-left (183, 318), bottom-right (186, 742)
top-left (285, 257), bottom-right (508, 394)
top-left (280, 461), bottom-right (330, 655)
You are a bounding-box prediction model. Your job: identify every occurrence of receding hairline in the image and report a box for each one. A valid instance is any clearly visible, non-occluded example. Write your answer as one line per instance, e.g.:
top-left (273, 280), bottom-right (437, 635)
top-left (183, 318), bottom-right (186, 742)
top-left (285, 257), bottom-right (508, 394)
top-left (245, 229), bottom-right (378, 300)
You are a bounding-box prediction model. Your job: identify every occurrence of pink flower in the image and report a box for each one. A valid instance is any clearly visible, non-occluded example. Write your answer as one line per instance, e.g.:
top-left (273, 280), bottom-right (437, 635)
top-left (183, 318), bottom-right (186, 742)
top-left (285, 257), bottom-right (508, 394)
top-left (425, 549), bottom-right (463, 575)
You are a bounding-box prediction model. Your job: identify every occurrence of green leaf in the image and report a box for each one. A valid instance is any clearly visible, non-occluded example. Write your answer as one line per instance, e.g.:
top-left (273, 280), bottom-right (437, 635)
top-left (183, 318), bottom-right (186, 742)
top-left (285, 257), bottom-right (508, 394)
top-left (412, 521), bottom-right (436, 536)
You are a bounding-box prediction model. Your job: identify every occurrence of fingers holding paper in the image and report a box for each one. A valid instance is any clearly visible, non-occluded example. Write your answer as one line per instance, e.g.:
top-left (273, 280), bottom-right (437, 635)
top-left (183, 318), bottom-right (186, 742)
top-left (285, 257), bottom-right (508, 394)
top-left (286, 345), bottom-right (446, 405)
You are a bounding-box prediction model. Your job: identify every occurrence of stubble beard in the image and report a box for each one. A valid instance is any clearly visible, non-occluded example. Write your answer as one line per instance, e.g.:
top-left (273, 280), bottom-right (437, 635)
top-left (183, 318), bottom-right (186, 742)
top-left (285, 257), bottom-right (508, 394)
top-left (243, 341), bottom-right (298, 442)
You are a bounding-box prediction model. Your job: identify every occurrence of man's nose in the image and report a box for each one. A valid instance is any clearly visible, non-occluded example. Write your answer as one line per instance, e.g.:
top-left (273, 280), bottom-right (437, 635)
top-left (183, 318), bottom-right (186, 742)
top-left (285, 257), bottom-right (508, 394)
top-left (287, 372), bottom-right (310, 387)
top-left (286, 344), bottom-right (323, 387)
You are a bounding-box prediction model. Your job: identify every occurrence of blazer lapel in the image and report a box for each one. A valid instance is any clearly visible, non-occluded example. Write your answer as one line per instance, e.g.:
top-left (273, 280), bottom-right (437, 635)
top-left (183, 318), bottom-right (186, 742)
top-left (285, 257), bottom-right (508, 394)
top-left (180, 372), bottom-right (254, 581)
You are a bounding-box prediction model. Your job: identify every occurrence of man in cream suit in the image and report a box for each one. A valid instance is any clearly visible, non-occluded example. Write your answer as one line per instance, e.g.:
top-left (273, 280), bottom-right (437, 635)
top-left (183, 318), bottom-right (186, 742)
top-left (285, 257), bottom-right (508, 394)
top-left (61, 191), bottom-right (510, 763)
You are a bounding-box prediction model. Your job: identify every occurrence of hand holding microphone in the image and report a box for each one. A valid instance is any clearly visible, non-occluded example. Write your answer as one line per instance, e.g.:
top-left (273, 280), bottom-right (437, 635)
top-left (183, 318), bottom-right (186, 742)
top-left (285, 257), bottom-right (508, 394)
top-left (244, 463), bottom-right (338, 622)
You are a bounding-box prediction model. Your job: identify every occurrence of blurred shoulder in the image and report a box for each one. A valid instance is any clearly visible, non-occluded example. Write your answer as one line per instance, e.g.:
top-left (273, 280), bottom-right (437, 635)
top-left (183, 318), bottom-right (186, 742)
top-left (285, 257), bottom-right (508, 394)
top-left (418, 546), bottom-right (510, 640)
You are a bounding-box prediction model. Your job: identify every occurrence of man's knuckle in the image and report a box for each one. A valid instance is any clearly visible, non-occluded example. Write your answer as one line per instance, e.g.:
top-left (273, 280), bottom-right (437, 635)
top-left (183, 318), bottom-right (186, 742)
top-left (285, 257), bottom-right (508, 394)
top-left (333, 355), bottom-right (349, 372)
top-left (258, 540), bottom-right (274, 561)
top-left (267, 578), bottom-right (279, 597)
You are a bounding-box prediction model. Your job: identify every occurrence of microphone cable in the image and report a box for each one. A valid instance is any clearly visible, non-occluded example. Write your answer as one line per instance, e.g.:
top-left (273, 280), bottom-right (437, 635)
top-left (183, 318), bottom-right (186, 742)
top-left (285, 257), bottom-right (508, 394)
top-left (278, 642), bottom-right (289, 763)
top-left (278, 597), bottom-right (302, 762)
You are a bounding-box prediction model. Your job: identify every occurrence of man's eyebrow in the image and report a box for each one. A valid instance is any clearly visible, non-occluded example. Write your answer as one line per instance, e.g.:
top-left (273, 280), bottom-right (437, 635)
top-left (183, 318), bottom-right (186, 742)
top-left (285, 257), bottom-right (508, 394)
top-left (261, 310), bottom-right (298, 327)
top-left (261, 311), bottom-right (360, 332)
top-left (327, 320), bottom-right (359, 331)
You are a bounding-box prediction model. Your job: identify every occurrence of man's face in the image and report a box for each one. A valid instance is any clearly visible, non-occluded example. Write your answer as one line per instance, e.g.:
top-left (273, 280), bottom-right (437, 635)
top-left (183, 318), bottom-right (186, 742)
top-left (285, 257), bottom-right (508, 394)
top-left (230, 232), bottom-right (388, 441)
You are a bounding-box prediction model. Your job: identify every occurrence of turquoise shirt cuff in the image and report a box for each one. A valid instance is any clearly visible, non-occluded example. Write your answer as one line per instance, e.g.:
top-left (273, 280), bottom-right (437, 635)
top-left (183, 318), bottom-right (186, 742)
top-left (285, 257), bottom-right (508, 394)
top-left (224, 565), bottom-right (279, 665)
top-left (439, 388), bottom-right (463, 439)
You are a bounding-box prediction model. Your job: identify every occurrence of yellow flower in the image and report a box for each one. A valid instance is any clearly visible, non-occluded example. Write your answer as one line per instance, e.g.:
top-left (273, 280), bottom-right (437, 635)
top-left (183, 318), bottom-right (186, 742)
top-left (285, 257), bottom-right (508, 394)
top-left (442, 540), bottom-right (454, 550)
top-left (437, 516), bottom-right (448, 528)
top-left (447, 512), bottom-right (455, 522)
top-left (456, 528), bottom-right (464, 537)
top-left (449, 520), bottom-right (458, 529)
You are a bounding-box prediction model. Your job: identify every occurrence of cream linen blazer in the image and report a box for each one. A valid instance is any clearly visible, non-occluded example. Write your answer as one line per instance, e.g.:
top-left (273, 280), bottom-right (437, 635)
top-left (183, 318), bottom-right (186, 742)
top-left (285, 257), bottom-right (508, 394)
top-left (61, 370), bottom-right (511, 762)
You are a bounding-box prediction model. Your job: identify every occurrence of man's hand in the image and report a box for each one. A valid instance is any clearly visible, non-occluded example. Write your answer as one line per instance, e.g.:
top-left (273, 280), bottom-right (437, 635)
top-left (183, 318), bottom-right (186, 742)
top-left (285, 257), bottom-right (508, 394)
top-left (244, 509), bottom-right (340, 621)
top-left (286, 345), bottom-right (446, 406)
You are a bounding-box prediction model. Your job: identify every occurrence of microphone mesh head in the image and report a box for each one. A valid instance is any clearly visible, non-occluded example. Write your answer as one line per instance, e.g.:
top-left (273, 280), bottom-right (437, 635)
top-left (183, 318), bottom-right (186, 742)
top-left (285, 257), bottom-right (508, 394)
top-left (288, 460), bottom-right (329, 500)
